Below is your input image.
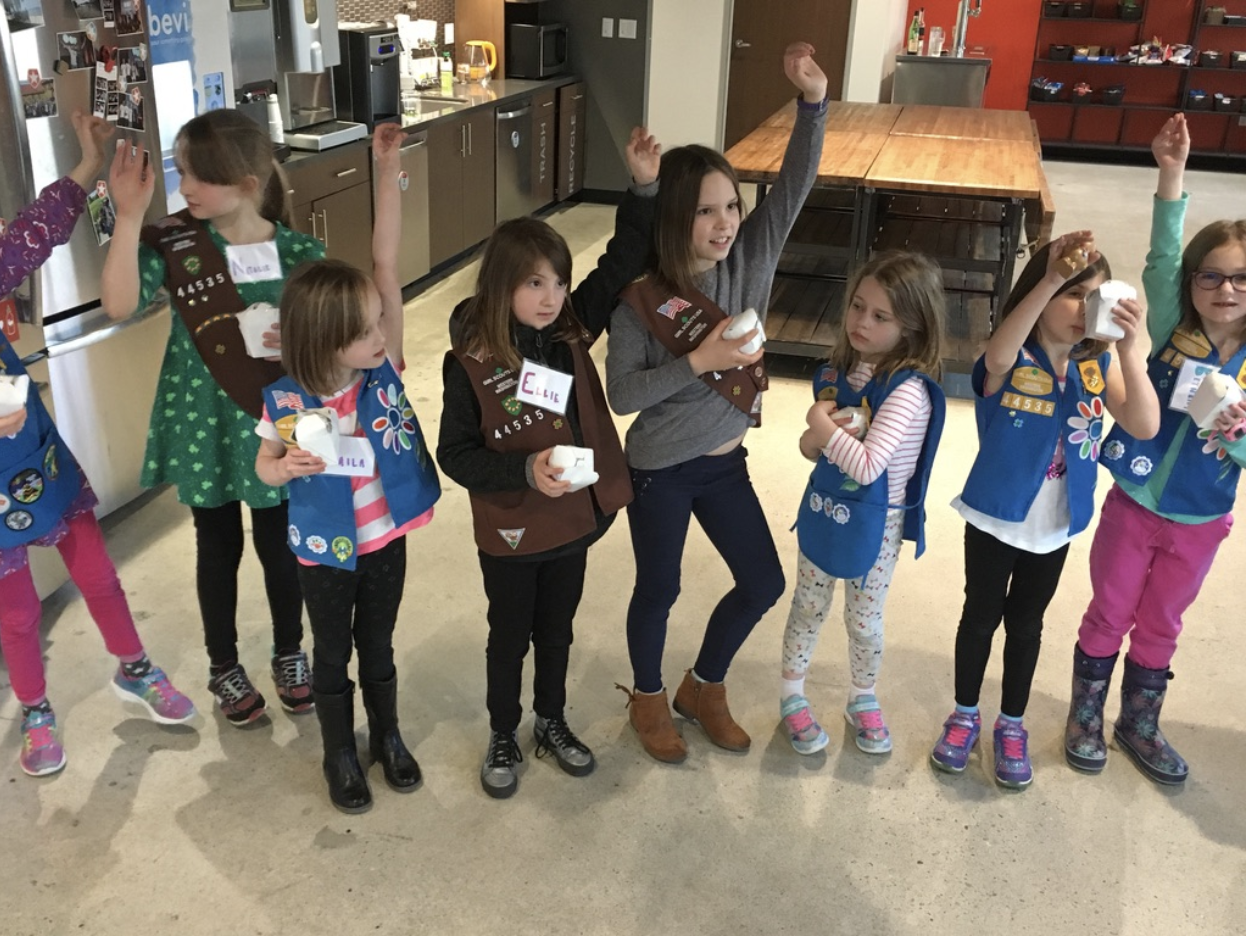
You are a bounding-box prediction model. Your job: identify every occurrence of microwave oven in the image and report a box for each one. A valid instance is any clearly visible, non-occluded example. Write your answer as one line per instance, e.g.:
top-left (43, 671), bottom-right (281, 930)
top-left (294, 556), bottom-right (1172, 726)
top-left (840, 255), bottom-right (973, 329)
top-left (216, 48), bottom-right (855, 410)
top-left (507, 23), bottom-right (568, 79)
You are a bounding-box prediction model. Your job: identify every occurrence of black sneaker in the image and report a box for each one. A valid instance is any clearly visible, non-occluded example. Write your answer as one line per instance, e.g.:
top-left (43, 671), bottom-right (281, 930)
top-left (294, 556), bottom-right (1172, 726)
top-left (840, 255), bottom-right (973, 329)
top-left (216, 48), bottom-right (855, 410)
top-left (534, 715), bottom-right (596, 777)
top-left (480, 730), bottom-right (523, 799)
top-left (207, 664), bottom-right (267, 727)
top-left (270, 650), bottom-right (315, 714)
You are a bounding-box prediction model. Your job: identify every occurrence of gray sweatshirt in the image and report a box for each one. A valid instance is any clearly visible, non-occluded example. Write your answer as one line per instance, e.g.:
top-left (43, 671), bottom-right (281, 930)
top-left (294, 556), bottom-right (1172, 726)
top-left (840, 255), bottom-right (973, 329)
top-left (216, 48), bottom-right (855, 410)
top-left (605, 101), bottom-right (827, 470)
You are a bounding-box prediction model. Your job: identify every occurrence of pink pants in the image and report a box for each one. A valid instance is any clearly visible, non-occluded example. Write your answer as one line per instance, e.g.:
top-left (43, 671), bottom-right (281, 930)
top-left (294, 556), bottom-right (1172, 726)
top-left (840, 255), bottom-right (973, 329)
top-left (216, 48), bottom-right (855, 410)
top-left (1078, 484), bottom-right (1232, 669)
top-left (0, 511), bottom-right (143, 705)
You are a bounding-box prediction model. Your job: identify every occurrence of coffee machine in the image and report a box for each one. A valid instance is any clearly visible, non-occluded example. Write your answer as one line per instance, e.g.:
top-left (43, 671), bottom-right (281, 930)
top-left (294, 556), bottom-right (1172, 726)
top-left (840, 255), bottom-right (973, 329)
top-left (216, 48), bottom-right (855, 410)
top-left (334, 25), bottom-right (401, 130)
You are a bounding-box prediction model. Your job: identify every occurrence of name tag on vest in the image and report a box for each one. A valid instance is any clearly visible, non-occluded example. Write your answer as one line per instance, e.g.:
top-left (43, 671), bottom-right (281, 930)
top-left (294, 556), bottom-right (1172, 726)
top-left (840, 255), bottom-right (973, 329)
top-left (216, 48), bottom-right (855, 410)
top-left (322, 435), bottom-right (376, 478)
top-left (225, 241), bottom-right (281, 284)
top-left (516, 359), bottom-right (573, 416)
top-left (1169, 358), bottom-right (1218, 414)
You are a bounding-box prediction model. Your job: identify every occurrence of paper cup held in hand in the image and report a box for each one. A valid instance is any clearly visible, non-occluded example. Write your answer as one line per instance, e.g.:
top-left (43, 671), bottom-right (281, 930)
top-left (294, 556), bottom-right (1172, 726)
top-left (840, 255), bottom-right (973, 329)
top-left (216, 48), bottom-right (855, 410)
top-left (549, 444), bottom-right (598, 492)
top-left (294, 409), bottom-right (340, 463)
top-left (236, 302), bottom-right (279, 358)
top-left (723, 307), bottom-right (766, 355)
top-left (0, 373), bottom-right (30, 417)
top-left (832, 406), bottom-right (867, 435)
top-left (1188, 371), bottom-right (1244, 431)
top-left (1085, 281), bottom-right (1136, 342)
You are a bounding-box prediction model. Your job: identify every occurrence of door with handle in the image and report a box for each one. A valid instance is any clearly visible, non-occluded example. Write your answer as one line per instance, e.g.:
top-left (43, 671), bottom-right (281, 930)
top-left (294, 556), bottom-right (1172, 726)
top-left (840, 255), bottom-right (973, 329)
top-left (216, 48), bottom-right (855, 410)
top-left (495, 104), bottom-right (534, 225)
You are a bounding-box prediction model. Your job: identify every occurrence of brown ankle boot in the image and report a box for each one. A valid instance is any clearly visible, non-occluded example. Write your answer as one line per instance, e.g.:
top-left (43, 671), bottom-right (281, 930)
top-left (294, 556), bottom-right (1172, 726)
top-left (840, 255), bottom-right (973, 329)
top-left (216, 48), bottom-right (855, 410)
top-left (616, 684), bottom-right (687, 764)
top-left (672, 670), bottom-right (751, 753)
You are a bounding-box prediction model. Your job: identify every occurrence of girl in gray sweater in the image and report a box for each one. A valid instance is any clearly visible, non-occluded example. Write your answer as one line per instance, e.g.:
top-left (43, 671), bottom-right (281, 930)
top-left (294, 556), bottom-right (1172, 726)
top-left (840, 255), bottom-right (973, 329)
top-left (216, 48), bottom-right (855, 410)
top-left (606, 42), bottom-right (828, 764)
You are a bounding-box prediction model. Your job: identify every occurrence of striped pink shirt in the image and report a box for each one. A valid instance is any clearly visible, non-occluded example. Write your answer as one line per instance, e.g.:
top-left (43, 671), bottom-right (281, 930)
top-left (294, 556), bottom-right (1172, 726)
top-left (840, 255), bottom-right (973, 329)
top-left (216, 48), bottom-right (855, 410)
top-left (822, 362), bottom-right (932, 505)
top-left (258, 374), bottom-right (433, 565)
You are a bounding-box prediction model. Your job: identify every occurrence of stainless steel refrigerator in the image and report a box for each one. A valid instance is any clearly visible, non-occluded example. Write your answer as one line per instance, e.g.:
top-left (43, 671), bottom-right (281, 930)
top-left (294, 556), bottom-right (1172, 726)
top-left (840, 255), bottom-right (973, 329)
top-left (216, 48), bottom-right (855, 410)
top-left (0, 2), bottom-right (229, 596)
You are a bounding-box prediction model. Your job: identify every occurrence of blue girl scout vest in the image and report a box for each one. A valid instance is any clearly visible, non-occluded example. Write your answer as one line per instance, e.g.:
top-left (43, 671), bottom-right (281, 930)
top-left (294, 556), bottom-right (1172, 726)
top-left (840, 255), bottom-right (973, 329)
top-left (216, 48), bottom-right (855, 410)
top-left (262, 359), bottom-right (440, 570)
top-left (960, 343), bottom-right (1111, 537)
top-left (0, 338), bottom-right (82, 548)
top-left (1100, 326), bottom-right (1246, 517)
top-left (795, 364), bottom-right (945, 579)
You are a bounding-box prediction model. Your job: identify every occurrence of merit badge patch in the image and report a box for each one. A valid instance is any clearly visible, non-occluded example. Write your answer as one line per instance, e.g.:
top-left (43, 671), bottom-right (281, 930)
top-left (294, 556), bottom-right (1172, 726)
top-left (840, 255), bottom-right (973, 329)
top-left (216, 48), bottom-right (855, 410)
top-left (307, 535), bottom-right (328, 555)
top-left (498, 528), bottom-right (525, 550)
top-left (9, 468), bottom-right (43, 504)
top-left (1078, 360), bottom-right (1105, 395)
top-left (273, 390), bottom-right (306, 412)
top-left (182, 255), bottom-right (202, 276)
top-left (0, 492), bottom-right (9, 512)
top-left (502, 395), bottom-right (523, 416)
top-left (331, 536), bottom-right (354, 563)
top-left (43, 443), bottom-right (58, 480)
top-left (657, 297), bottom-right (692, 320)
top-left (5, 509), bottom-right (33, 531)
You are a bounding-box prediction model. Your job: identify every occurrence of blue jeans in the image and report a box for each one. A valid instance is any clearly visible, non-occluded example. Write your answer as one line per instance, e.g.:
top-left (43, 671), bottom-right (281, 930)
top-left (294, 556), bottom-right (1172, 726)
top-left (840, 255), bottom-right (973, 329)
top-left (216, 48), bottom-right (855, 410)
top-left (625, 446), bottom-right (785, 693)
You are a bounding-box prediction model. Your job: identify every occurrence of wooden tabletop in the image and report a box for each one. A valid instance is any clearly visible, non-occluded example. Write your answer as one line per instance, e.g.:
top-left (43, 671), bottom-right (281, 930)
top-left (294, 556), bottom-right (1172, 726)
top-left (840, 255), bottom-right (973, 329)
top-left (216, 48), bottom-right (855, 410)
top-left (726, 129), bottom-right (890, 186)
top-left (864, 136), bottom-right (1043, 199)
top-left (889, 104), bottom-right (1035, 142)
top-left (761, 100), bottom-right (904, 135)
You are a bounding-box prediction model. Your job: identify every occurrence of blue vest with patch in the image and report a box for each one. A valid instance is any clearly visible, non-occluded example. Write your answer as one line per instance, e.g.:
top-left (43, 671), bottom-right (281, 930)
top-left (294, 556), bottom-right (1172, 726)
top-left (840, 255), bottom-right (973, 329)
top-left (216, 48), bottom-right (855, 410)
top-left (795, 363), bottom-right (945, 579)
top-left (1099, 326), bottom-right (1246, 517)
top-left (262, 360), bottom-right (440, 570)
top-left (960, 344), bottom-right (1110, 538)
top-left (0, 338), bottom-right (82, 548)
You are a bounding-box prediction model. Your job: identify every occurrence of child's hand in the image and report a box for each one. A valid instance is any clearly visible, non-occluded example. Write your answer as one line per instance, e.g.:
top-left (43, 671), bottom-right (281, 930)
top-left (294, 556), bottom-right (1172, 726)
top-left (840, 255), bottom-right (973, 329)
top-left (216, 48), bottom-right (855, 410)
top-left (1109, 297), bottom-right (1145, 353)
top-left (1213, 401), bottom-right (1246, 441)
top-left (1046, 230), bottom-right (1097, 282)
top-left (687, 316), bottom-right (764, 376)
top-left (805, 400), bottom-right (838, 443)
top-left (784, 42), bottom-right (828, 104)
top-left (625, 126), bottom-right (661, 186)
top-left (69, 110), bottom-right (114, 185)
top-left (261, 320), bottom-right (282, 361)
top-left (282, 447), bottom-right (327, 480)
top-left (1152, 114), bottom-right (1189, 172)
top-left (373, 122), bottom-right (405, 175)
top-left (0, 405), bottom-right (28, 438)
top-left (798, 427), bottom-right (824, 461)
top-left (108, 139), bottom-right (154, 220)
top-left (532, 448), bottom-right (572, 498)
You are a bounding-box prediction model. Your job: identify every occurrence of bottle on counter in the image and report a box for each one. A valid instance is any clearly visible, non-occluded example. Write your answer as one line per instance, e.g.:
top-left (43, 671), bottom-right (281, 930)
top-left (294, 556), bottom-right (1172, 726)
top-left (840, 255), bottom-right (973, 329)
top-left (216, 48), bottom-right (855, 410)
top-left (266, 92), bottom-right (284, 144)
top-left (907, 9), bottom-right (922, 54)
top-left (441, 53), bottom-right (453, 93)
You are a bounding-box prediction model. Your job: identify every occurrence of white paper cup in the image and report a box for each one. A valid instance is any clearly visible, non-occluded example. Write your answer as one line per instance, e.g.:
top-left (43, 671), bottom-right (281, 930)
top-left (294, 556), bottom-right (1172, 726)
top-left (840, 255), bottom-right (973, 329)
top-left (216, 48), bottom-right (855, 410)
top-left (294, 410), bottom-right (340, 463)
top-left (723, 307), bottom-right (766, 355)
top-left (1188, 371), bottom-right (1244, 430)
top-left (832, 406), bottom-right (867, 435)
top-left (237, 302), bottom-right (279, 358)
top-left (1085, 281), bottom-right (1136, 342)
top-left (0, 374), bottom-right (30, 417)
top-left (549, 444), bottom-right (598, 492)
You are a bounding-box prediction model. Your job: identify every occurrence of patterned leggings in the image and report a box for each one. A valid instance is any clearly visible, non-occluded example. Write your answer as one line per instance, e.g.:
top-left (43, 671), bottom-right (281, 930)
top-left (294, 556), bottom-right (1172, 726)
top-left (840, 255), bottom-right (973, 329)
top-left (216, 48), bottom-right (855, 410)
top-left (781, 510), bottom-right (904, 687)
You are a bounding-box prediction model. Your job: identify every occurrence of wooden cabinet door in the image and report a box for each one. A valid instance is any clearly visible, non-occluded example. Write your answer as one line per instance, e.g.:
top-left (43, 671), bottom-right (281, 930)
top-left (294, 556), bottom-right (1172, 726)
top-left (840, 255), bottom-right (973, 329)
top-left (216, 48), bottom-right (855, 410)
top-left (461, 108), bottom-right (497, 250)
top-left (290, 200), bottom-right (318, 242)
top-left (557, 82), bottom-right (586, 200)
top-left (315, 182), bottom-right (374, 273)
top-left (532, 87), bottom-right (557, 209)
top-left (428, 117), bottom-right (466, 266)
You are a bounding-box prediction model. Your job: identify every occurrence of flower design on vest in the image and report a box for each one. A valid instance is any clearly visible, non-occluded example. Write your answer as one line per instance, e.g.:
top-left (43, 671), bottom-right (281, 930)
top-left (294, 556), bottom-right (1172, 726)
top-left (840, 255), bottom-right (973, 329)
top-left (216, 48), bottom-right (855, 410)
top-left (1066, 396), bottom-right (1104, 460)
top-left (371, 383), bottom-right (417, 455)
top-left (1197, 428), bottom-right (1235, 482)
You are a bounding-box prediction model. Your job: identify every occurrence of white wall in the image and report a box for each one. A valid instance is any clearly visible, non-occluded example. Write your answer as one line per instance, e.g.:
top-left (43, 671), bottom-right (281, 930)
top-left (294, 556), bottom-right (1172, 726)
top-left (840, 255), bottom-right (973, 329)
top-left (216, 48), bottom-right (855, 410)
top-left (645, 0), bottom-right (732, 148)
top-left (842, 0), bottom-right (908, 103)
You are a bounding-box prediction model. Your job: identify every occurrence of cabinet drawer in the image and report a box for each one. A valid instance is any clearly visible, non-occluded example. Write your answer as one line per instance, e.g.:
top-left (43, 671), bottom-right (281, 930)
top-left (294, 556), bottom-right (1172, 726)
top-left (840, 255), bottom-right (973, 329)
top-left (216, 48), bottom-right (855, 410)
top-left (282, 144), bottom-right (372, 206)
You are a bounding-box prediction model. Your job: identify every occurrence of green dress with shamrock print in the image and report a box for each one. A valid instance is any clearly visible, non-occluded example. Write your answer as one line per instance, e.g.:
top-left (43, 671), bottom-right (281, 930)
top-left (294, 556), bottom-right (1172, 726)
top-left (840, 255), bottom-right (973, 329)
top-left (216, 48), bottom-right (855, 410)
top-left (136, 221), bottom-right (324, 509)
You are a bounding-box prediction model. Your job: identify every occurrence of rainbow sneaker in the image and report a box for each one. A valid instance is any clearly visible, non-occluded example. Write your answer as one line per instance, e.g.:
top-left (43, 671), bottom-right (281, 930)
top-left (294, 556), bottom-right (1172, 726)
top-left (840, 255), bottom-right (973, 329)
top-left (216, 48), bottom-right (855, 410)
top-left (113, 665), bottom-right (197, 725)
top-left (20, 707), bottom-right (67, 777)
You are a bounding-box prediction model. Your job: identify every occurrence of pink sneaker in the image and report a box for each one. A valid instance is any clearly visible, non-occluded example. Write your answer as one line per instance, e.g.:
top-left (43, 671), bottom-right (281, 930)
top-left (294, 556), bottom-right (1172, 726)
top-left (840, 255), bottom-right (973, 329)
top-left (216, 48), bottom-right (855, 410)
top-left (781, 694), bottom-right (829, 755)
top-left (844, 694), bottom-right (892, 754)
top-left (20, 707), bottom-right (67, 777)
top-left (113, 665), bottom-right (197, 725)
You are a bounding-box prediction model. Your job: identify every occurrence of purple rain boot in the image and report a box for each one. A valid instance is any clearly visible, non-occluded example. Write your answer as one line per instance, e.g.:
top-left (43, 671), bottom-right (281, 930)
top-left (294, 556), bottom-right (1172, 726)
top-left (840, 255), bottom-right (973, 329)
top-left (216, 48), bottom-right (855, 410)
top-left (1113, 656), bottom-right (1188, 786)
top-left (1064, 644), bottom-right (1118, 774)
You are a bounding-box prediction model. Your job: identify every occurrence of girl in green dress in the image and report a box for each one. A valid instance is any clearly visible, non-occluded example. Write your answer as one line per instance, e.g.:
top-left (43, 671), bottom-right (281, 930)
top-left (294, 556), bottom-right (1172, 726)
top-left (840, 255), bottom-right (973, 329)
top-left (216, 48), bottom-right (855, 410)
top-left (102, 111), bottom-right (322, 726)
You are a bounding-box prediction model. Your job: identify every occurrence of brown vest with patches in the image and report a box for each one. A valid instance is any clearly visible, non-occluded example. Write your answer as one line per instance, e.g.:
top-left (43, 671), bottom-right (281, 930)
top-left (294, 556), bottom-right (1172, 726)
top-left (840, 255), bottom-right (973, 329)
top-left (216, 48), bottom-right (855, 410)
top-left (451, 338), bottom-right (632, 557)
top-left (620, 275), bottom-right (768, 424)
top-left (140, 211), bottom-right (283, 419)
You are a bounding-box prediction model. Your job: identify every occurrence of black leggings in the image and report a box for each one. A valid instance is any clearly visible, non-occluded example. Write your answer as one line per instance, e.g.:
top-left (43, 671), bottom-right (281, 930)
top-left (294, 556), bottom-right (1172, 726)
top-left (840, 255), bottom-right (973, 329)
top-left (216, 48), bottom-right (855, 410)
top-left (299, 536), bottom-right (407, 696)
top-left (954, 523), bottom-right (1069, 718)
top-left (191, 501), bottom-right (304, 668)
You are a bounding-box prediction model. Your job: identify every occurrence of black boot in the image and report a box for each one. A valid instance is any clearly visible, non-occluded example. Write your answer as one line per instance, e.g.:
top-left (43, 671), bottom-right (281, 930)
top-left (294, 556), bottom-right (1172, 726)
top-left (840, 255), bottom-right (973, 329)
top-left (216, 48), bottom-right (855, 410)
top-left (360, 674), bottom-right (422, 792)
top-left (1113, 657), bottom-right (1189, 785)
top-left (1064, 644), bottom-right (1118, 773)
top-left (315, 683), bottom-right (372, 813)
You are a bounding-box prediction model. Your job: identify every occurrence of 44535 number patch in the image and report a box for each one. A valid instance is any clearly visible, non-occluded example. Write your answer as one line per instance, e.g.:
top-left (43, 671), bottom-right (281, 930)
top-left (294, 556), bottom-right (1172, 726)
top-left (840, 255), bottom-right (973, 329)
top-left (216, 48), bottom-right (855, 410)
top-left (493, 408), bottom-right (545, 439)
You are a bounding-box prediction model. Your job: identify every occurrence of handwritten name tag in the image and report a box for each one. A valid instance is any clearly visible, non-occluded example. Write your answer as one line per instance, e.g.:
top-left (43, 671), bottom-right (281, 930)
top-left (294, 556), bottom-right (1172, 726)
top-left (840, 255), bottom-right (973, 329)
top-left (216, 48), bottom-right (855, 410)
top-left (323, 435), bottom-right (376, 478)
top-left (225, 241), bottom-right (281, 284)
top-left (516, 359), bottom-right (573, 416)
top-left (1169, 358), bottom-right (1217, 414)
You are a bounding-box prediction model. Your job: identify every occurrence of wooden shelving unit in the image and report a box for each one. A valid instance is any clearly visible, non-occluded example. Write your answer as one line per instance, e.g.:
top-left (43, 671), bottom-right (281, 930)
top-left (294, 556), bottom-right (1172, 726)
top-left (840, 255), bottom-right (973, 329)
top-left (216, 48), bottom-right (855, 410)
top-left (1028, 0), bottom-right (1246, 160)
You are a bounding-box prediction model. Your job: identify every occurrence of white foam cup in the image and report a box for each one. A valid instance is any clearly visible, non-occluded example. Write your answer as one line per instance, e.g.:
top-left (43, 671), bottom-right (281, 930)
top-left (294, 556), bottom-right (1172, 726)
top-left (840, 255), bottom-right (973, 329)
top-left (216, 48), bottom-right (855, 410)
top-left (548, 444), bottom-right (598, 492)
top-left (1188, 371), bottom-right (1244, 431)
top-left (1085, 281), bottom-right (1136, 342)
top-left (723, 307), bottom-right (766, 355)
top-left (237, 302), bottom-right (279, 358)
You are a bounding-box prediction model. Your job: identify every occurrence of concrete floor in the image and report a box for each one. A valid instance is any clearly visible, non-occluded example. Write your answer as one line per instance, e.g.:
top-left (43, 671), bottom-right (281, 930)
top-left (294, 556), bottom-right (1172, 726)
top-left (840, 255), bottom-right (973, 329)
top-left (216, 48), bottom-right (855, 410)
top-left (2, 160), bottom-right (1245, 936)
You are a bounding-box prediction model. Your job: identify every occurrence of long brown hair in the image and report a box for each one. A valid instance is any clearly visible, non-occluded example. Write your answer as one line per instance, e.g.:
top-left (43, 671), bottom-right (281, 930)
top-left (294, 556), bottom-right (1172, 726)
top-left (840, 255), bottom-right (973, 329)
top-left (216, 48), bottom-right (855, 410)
top-left (456, 218), bottom-right (588, 371)
top-left (829, 251), bottom-right (946, 380)
top-left (280, 259), bottom-right (373, 397)
top-left (653, 145), bottom-right (748, 296)
top-left (998, 238), bottom-right (1111, 361)
top-left (176, 110), bottom-right (292, 227)
top-left (1179, 219), bottom-right (1246, 338)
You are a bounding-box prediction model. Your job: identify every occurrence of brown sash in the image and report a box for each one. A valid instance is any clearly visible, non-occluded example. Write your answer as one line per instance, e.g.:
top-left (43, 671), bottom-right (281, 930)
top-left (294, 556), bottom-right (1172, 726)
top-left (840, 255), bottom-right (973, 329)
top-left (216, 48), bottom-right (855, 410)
top-left (140, 211), bottom-right (284, 419)
top-left (451, 339), bottom-right (632, 557)
top-left (620, 275), bottom-right (768, 424)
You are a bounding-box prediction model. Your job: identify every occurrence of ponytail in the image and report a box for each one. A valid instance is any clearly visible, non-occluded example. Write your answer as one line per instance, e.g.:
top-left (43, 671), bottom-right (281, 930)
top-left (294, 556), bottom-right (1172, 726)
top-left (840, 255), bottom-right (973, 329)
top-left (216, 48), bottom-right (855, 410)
top-left (262, 160), bottom-right (293, 228)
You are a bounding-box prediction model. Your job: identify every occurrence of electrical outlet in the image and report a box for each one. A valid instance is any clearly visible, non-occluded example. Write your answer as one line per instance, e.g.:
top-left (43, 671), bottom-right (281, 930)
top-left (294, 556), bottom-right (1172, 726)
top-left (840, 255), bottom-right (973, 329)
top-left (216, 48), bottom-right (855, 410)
top-left (618, 19), bottom-right (637, 40)
top-left (601, 17), bottom-right (614, 38)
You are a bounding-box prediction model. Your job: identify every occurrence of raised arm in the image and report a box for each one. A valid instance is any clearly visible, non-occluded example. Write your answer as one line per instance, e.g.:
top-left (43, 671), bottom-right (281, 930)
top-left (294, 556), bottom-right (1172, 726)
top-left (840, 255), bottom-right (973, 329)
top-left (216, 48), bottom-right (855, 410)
top-left (1142, 114), bottom-right (1190, 346)
top-left (371, 124), bottom-right (406, 361)
top-left (1101, 296), bottom-right (1160, 440)
top-left (100, 139), bottom-right (155, 320)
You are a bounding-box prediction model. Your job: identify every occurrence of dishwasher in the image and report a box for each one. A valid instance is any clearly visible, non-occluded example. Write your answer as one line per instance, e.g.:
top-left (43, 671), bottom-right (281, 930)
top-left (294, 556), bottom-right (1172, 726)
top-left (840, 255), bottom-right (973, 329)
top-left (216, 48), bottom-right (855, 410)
top-left (496, 102), bottom-right (535, 224)
top-left (386, 128), bottom-right (431, 287)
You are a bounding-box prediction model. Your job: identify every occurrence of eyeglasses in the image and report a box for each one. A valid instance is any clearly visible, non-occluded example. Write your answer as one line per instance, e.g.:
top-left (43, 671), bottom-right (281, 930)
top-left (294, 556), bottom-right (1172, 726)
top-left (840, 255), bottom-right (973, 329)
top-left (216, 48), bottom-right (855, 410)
top-left (1193, 270), bottom-right (1246, 292)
